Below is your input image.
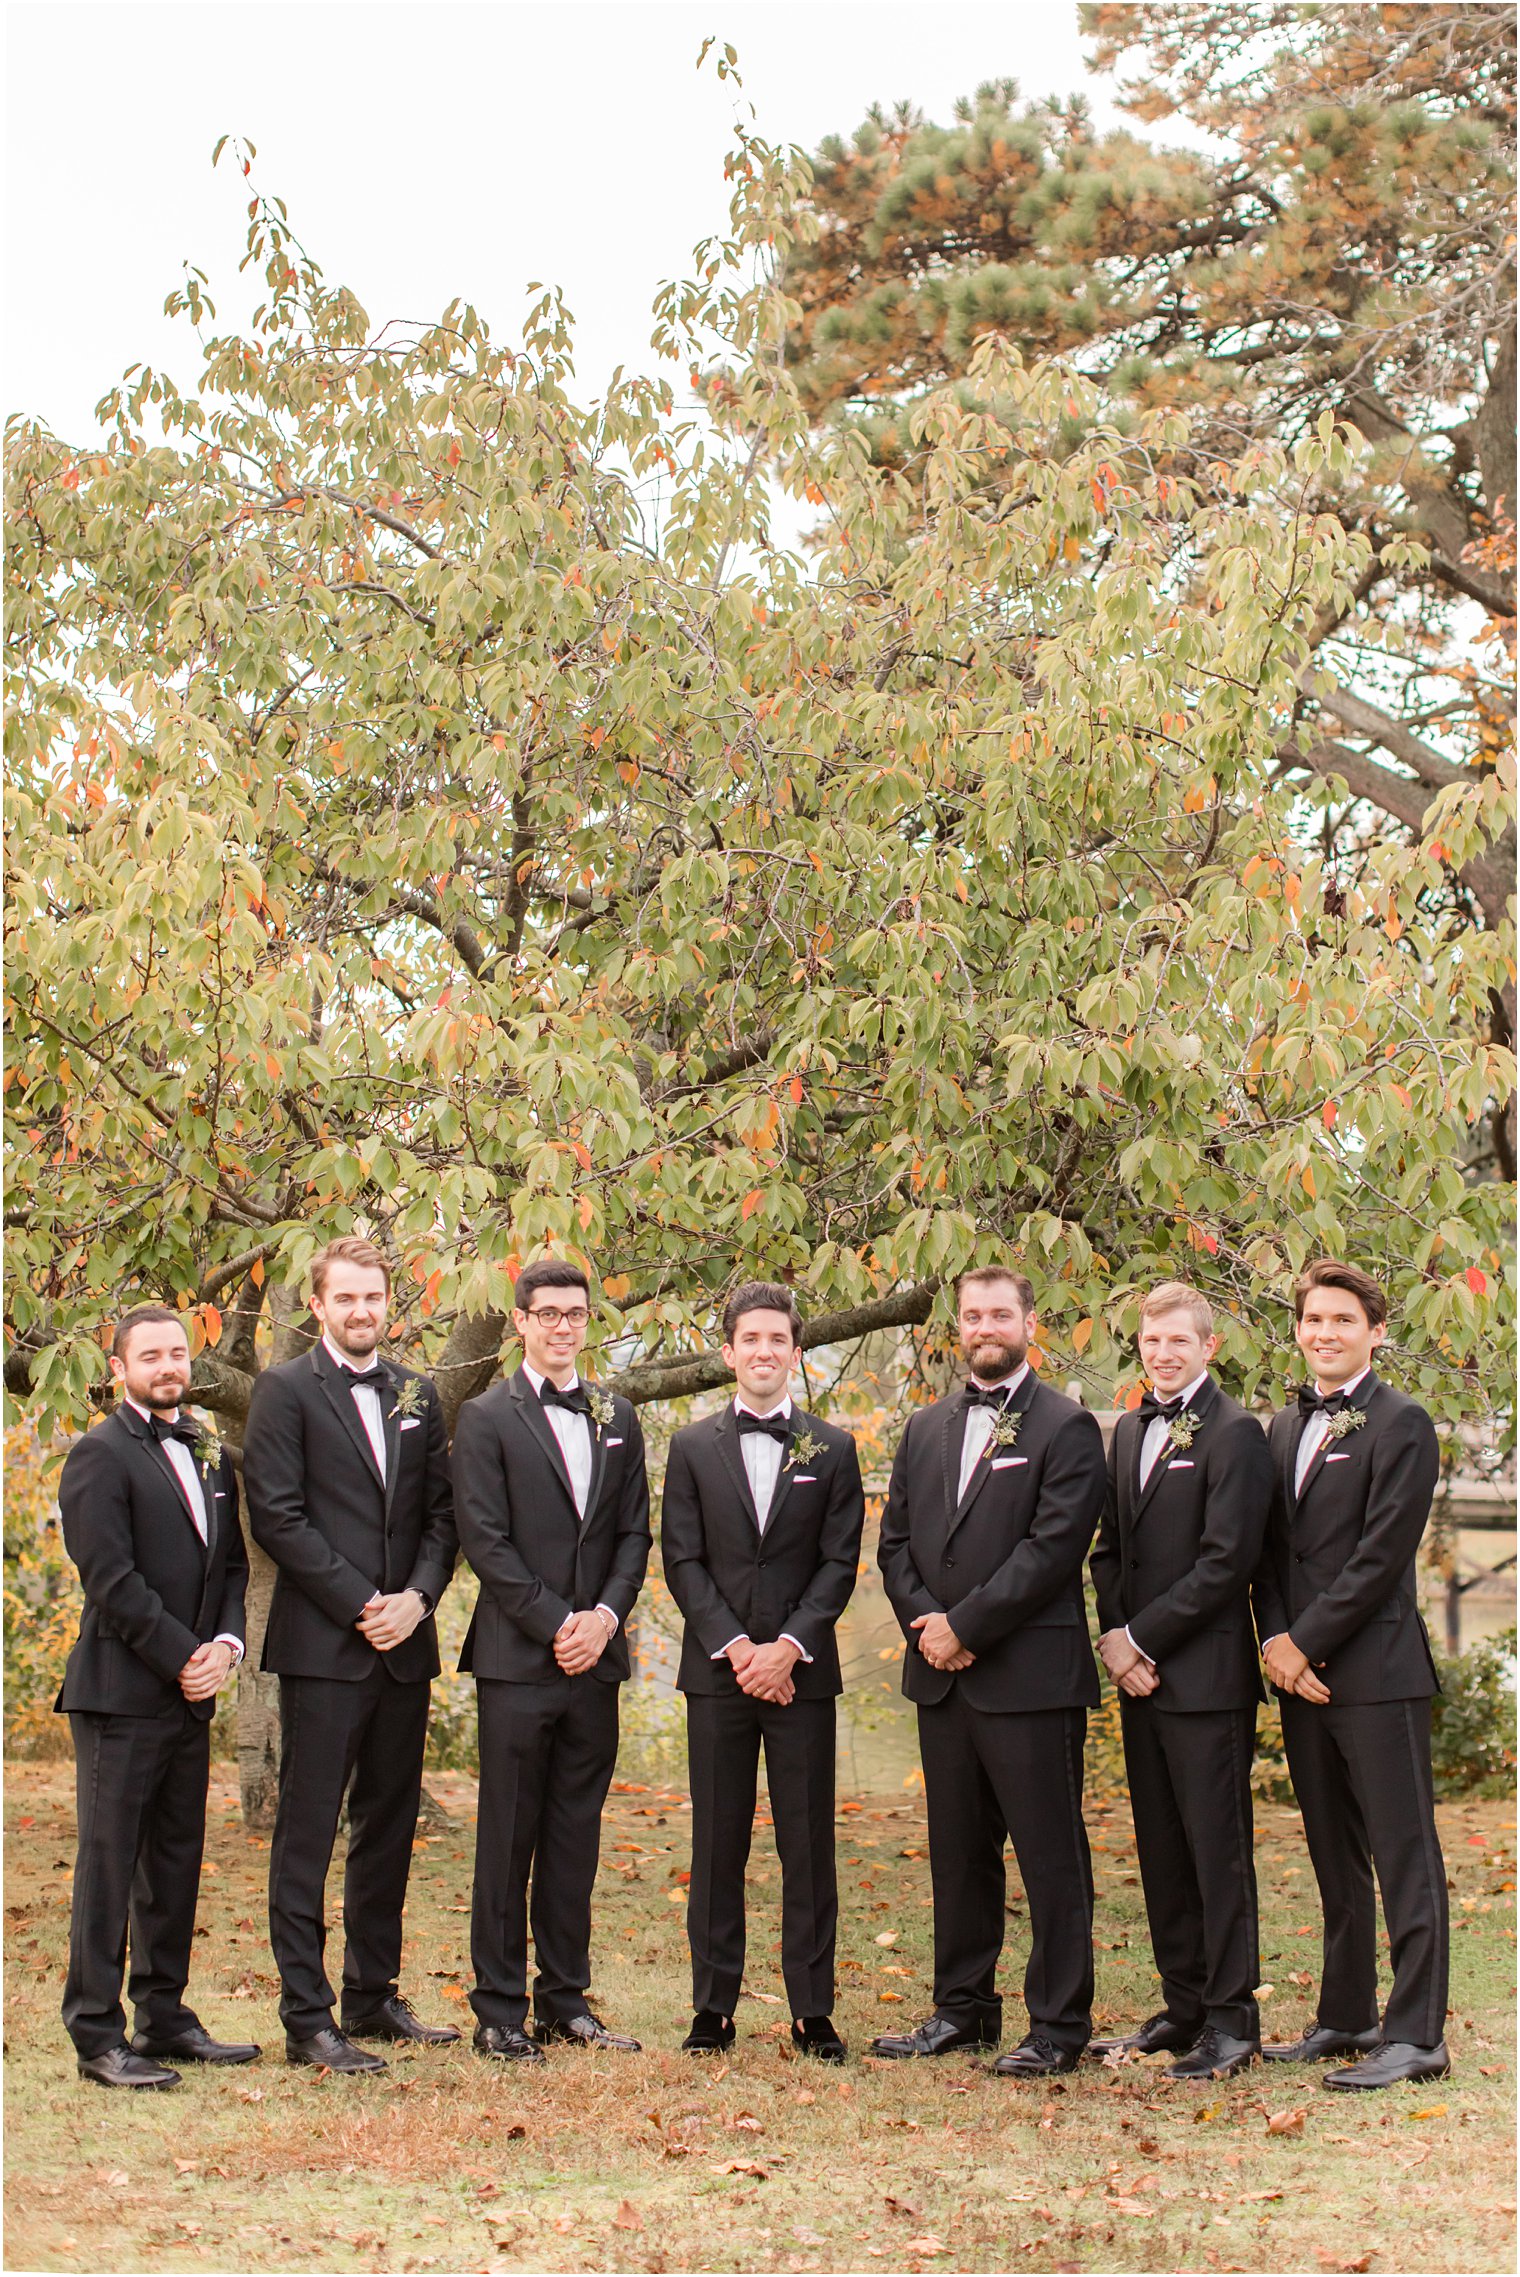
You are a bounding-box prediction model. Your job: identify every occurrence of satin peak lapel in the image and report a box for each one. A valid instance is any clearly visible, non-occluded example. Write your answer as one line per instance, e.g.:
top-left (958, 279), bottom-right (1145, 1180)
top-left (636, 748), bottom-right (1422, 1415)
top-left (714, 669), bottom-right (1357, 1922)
top-left (509, 1372), bottom-right (580, 1514)
top-left (312, 1348), bottom-right (386, 1490)
top-left (712, 1407), bottom-right (765, 1533)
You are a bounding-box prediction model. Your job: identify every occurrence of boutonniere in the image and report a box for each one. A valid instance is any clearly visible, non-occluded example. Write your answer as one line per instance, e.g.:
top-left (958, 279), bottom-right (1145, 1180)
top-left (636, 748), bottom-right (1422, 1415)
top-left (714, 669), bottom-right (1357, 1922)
top-left (982, 1408), bottom-right (1023, 1458)
top-left (1325, 1406), bottom-right (1367, 1442)
top-left (787, 1427), bottom-right (826, 1471)
top-left (392, 1375), bottom-right (425, 1421)
top-left (587, 1387), bottom-right (617, 1434)
top-left (193, 1420), bottom-right (225, 1472)
top-left (1165, 1409), bottom-right (1200, 1453)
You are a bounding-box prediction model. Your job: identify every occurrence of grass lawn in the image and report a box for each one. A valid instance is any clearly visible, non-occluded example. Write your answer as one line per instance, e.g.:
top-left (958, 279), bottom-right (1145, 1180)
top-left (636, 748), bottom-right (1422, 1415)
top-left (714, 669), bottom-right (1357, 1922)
top-left (3, 1759), bottom-right (1514, 2275)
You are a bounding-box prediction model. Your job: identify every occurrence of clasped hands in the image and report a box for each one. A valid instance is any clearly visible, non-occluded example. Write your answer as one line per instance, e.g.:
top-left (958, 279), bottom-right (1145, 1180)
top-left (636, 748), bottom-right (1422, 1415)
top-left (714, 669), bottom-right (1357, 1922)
top-left (726, 1636), bottom-right (801, 1704)
top-left (1098, 1628), bottom-right (1160, 1698)
top-left (356, 1588), bottom-right (428, 1653)
top-left (554, 1607), bottom-right (616, 1676)
top-left (178, 1639), bottom-right (236, 1701)
top-left (911, 1611), bottom-right (975, 1672)
top-left (1262, 1631), bottom-right (1331, 1703)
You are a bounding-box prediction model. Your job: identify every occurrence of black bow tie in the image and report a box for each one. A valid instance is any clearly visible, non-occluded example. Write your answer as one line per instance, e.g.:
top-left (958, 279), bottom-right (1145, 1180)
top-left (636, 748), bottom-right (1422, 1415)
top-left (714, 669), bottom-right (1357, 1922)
top-left (736, 1410), bottom-right (790, 1442)
top-left (341, 1363), bottom-right (387, 1389)
top-left (962, 1382), bottom-right (1013, 1409)
top-left (1138, 1392), bottom-right (1185, 1426)
top-left (150, 1414), bottom-right (204, 1448)
top-left (1298, 1385), bottom-right (1352, 1417)
top-left (540, 1381), bottom-right (590, 1416)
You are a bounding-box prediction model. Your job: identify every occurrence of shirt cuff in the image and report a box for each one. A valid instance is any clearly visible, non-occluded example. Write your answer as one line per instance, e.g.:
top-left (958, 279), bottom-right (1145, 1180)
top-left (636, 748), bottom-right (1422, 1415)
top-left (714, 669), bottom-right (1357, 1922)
top-left (595, 1603), bottom-right (619, 1634)
top-left (1123, 1626), bottom-right (1154, 1668)
top-left (713, 1635), bottom-right (749, 1660)
top-left (779, 1632), bottom-right (812, 1664)
top-left (1261, 1634), bottom-right (1282, 1651)
top-left (213, 1634), bottom-right (244, 1663)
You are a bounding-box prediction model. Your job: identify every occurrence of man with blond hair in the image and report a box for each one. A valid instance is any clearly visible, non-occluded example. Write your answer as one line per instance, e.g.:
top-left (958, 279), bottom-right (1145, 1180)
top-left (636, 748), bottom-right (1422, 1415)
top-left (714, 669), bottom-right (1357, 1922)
top-left (1090, 1282), bottom-right (1274, 2079)
top-left (244, 1237), bottom-right (457, 2072)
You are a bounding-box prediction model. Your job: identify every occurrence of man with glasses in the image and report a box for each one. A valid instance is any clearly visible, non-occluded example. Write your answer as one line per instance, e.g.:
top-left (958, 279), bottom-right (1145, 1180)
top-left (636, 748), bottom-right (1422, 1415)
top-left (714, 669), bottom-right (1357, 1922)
top-left (453, 1259), bottom-right (651, 2061)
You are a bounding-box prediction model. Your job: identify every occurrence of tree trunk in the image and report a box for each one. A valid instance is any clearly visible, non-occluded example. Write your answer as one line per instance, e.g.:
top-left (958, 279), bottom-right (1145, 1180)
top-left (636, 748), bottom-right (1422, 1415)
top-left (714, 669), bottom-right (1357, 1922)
top-left (234, 1283), bottom-right (317, 1828)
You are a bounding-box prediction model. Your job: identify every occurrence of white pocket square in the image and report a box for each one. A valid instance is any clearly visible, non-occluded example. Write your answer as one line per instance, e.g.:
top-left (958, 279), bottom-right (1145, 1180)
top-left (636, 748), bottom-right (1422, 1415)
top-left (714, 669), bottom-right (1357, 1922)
top-left (991, 1456), bottom-right (1028, 1470)
top-left (1325, 1451), bottom-right (1352, 1463)
top-left (792, 1473), bottom-right (817, 1483)
top-left (399, 1418), bottom-right (423, 1431)
top-left (1168, 1459), bottom-right (1195, 1469)
top-left (606, 1436), bottom-right (624, 1447)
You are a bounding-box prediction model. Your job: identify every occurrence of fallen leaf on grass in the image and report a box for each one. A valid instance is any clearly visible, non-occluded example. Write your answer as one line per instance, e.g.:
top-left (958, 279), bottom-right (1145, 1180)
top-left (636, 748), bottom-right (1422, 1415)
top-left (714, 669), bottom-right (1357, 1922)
top-left (1265, 2107), bottom-right (1306, 2137)
top-left (793, 2090), bottom-right (816, 2106)
top-left (172, 2158), bottom-right (197, 2175)
top-left (236, 2086), bottom-right (264, 2103)
top-left (1193, 2100), bottom-right (1222, 2123)
top-left (878, 1991), bottom-right (905, 2002)
top-left (102, 2172), bottom-right (129, 2189)
top-left (1315, 2254), bottom-right (1372, 2273)
top-left (1107, 2197), bottom-right (1154, 2217)
top-left (713, 2159), bottom-right (769, 2180)
top-left (749, 1990), bottom-right (782, 2004)
top-left (885, 2196), bottom-right (923, 2218)
top-left (662, 2139), bottom-right (693, 2159)
top-left (874, 1931), bottom-right (898, 1947)
top-left (793, 2229), bottom-right (824, 2247)
top-left (1406, 2104), bottom-right (1447, 2120)
top-left (731, 2115), bottom-right (764, 2133)
top-left (1238, 2190), bottom-right (1285, 2203)
top-left (903, 2236), bottom-right (949, 2257)
top-left (612, 2201), bottom-right (643, 2231)
top-left (884, 2118), bottom-right (920, 2131)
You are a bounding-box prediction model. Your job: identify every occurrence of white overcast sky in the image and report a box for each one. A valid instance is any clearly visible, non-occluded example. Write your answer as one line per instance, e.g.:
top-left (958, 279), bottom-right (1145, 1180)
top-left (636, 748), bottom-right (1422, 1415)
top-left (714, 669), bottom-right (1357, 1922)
top-left (4, 1), bottom-right (1142, 444)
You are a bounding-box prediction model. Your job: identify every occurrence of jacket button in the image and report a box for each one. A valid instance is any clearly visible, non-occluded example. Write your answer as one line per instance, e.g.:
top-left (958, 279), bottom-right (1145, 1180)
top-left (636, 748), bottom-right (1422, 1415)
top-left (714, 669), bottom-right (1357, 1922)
top-left (945, 1556), bottom-right (956, 1569)
top-left (1294, 1553), bottom-right (1304, 1564)
top-left (758, 1559), bottom-right (768, 1570)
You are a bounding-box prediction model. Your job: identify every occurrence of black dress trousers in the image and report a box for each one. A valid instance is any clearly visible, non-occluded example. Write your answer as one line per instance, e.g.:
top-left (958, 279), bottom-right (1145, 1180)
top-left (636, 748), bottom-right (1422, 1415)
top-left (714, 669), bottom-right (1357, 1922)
top-left (1279, 1692), bottom-right (1449, 2046)
top-left (685, 1691), bottom-right (838, 2020)
top-left (1120, 1698), bottom-right (1260, 2038)
top-left (469, 1674), bottom-right (621, 2032)
top-left (62, 1702), bottom-right (210, 2057)
top-left (268, 1666), bottom-right (432, 2034)
top-left (917, 1691), bottom-right (1094, 2052)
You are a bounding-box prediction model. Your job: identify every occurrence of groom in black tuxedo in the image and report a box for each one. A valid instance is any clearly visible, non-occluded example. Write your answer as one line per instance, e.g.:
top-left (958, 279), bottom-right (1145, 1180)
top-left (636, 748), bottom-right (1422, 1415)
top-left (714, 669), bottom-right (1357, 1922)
top-left (1253, 1259), bottom-right (1449, 2090)
top-left (243, 1237), bottom-right (458, 2072)
top-left (452, 1258), bottom-right (651, 2062)
top-left (1089, 1281), bottom-right (1274, 2079)
top-left (57, 1304), bottom-right (254, 2088)
top-left (875, 1265), bottom-right (1107, 2077)
top-left (662, 1281), bottom-right (865, 2059)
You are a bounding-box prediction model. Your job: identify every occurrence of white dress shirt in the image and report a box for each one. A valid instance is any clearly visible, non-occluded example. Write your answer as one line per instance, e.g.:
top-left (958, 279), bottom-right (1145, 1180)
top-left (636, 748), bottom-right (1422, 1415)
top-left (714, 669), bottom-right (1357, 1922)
top-left (323, 1334), bottom-right (387, 1482)
top-left (957, 1362), bottom-right (1030, 1503)
top-left (522, 1364), bottom-right (618, 1637)
top-left (1294, 1364), bottom-right (1372, 1495)
top-left (1138, 1370), bottom-right (1211, 1489)
top-left (715, 1395), bottom-right (809, 1665)
top-left (125, 1398), bottom-right (242, 1663)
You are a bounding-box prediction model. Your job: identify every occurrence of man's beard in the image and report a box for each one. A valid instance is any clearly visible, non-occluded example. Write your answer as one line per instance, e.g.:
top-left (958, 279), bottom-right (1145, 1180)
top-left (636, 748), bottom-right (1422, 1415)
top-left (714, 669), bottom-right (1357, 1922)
top-left (961, 1331), bottom-right (1026, 1383)
top-left (134, 1381), bottom-right (188, 1412)
top-left (329, 1321), bottom-right (380, 1358)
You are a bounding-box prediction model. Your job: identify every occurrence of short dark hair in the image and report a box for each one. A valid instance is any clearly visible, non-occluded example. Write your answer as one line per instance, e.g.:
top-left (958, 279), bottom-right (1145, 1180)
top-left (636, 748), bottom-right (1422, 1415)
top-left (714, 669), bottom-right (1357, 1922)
top-left (955, 1264), bottom-right (1036, 1313)
top-left (112, 1303), bottom-right (188, 1360)
top-left (310, 1236), bottom-right (392, 1299)
top-left (722, 1280), bottom-right (803, 1346)
top-left (1294, 1259), bottom-right (1387, 1328)
top-left (514, 1257), bottom-right (591, 1312)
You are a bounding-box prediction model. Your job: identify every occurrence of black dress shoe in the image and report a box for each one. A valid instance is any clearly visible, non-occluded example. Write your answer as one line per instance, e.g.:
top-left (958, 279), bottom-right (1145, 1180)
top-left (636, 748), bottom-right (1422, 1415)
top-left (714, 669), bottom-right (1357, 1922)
top-left (871, 2012), bottom-right (1000, 2059)
top-left (1323, 2039), bottom-right (1450, 2092)
top-left (285, 2026), bottom-right (386, 2073)
top-left (78, 2043), bottom-right (180, 2090)
top-left (535, 2009), bottom-right (641, 2052)
top-left (791, 2014), bottom-right (846, 2062)
top-left (1263, 2022), bottom-right (1382, 2063)
top-left (1089, 2011), bottom-right (1203, 2058)
top-left (473, 2024), bottom-right (546, 2063)
top-left (1166, 2026), bottom-right (1259, 2080)
top-left (991, 2033), bottom-right (1082, 2078)
top-left (681, 2009), bottom-right (736, 2054)
top-left (342, 1995), bottom-right (460, 2046)
top-left (132, 2024), bottom-right (261, 2065)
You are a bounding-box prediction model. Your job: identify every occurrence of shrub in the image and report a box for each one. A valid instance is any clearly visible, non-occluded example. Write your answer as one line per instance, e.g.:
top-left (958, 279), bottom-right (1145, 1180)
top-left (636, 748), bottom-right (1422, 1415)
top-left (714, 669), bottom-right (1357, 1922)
top-left (1430, 1626), bottom-right (1517, 1798)
top-left (3, 1427), bottom-right (78, 1758)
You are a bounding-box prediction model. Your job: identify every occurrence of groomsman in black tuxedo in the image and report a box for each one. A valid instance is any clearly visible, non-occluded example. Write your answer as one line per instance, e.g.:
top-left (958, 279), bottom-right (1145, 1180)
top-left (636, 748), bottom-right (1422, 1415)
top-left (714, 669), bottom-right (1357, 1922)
top-left (875, 1265), bottom-right (1107, 2077)
top-left (1089, 1282), bottom-right (1274, 2079)
top-left (243, 1237), bottom-right (458, 2072)
top-left (662, 1282), bottom-right (866, 2059)
top-left (1253, 1259), bottom-right (1449, 2090)
top-left (452, 1258), bottom-right (651, 2062)
top-left (57, 1304), bottom-right (255, 2088)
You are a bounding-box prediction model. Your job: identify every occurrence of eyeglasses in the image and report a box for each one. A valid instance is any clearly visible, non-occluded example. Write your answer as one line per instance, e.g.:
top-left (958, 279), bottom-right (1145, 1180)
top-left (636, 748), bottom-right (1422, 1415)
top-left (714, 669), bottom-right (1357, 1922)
top-left (524, 1306), bottom-right (589, 1329)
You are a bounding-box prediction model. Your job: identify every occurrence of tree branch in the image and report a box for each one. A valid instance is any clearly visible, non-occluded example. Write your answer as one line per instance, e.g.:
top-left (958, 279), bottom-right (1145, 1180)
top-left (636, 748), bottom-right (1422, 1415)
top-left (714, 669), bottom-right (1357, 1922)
top-left (605, 1280), bottom-right (940, 1406)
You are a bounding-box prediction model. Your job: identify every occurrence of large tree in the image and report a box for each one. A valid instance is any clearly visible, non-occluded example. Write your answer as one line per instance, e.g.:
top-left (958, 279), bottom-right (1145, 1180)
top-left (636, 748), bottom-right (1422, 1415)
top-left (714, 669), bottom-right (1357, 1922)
top-left (782, 4), bottom-right (1516, 1169)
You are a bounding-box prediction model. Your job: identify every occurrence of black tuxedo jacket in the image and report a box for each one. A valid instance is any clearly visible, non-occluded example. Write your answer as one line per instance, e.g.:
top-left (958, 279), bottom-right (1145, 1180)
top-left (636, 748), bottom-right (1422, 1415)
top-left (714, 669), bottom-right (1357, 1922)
top-left (1090, 1377), bottom-right (1272, 1712)
top-left (879, 1373), bottom-right (1106, 1712)
top-left (1252, 1372), bottom-right (1440, 1705)
top-left (661, 1406), bottom-right (866, 1699)
top-left (243, 1344), bottom-right (457, 1684)
top-left (55, 1404), bottom-right (248, 1720)
top-left (453, 1368), bottom-right (651, 1683)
